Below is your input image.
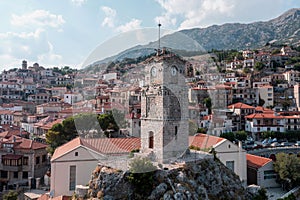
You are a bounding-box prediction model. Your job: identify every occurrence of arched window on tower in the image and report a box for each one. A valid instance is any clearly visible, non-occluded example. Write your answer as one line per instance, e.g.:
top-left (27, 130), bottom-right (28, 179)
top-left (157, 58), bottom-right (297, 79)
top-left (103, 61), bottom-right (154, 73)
top-left (175, 126), bottom-right (178, 140)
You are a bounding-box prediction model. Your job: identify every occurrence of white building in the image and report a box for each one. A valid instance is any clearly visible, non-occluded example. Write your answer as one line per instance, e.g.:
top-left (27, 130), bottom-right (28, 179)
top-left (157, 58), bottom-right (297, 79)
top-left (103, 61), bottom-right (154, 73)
top-left (64, 92), bottom-right (83, 105)
top-left (0, 110), bottom-right (14, 125)
top-left (103, 73), bottom-right (117, 81)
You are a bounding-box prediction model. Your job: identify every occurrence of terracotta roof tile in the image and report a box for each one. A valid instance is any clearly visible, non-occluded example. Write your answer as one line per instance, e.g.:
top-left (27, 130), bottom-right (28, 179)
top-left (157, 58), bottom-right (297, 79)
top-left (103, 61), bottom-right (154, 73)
top-left (247, 154), bottom-right (272, 169)
top-left (51, 137), bottom-right (82, 161)
top-left (245, 112), bottom-right (298, 119)
top-left (228, 102), bottom-right (254, 109)
top-left (2, 136), bottom-right (48, 150)
top-left (51, 137), bottom-right (141, 161)
top-left (189, 134), bottom-right (225, 149)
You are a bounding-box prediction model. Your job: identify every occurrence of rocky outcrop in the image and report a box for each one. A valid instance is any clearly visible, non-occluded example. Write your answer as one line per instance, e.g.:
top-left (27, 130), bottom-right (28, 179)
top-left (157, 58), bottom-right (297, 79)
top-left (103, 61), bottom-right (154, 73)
top-left (87, 157), bottom-right (251, 200)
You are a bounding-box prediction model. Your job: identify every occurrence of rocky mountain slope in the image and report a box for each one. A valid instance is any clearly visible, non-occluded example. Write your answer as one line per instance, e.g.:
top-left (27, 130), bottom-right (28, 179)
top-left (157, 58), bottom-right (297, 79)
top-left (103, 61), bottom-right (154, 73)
top-left (87, 8), bottom-right (300, 68)
top-left (86, 157), bottom-right (251, 200)
top-left (181, 8), bottom-right (300, 50)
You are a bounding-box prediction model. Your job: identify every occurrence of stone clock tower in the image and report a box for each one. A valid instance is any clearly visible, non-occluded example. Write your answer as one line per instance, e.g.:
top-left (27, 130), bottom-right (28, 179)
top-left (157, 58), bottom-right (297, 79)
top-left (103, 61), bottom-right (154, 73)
top-left (140, 52), bottom-right (189, 164)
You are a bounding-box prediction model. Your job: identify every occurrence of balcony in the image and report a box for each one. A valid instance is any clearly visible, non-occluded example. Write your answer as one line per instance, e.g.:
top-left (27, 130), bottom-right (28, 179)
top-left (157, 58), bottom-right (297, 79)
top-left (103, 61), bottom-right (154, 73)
top-left (1, 165), bottom-right (22, 171)
top-left (253, 124), bottom-right (284, 127)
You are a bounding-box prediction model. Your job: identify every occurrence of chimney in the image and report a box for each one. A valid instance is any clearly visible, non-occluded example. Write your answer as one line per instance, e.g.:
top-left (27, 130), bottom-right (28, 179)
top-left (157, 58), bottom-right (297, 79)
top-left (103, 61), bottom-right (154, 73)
top-left (238, 141), bottom-right (242, 149)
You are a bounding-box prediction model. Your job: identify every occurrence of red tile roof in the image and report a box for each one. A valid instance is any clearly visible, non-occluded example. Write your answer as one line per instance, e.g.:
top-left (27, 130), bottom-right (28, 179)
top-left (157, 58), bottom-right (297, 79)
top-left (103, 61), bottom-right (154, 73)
top-left (1, 136), bottom-right (48, 150)
top-left (189, 134), bottom-right (225, 149)
top-left (51, 137), bottom-right (141, 161)
top-left (228, 102), bottom-right (255, 109)
top-left (82, 138), bottom-right (141, 155)
top-left (51, 137), bottom-right (82, 161)
top-left (245, 111), bottom-right (280, 119)
top-left (255, 106), bottom-right (273, 113)
top-left (52, 134), bottom-right (229, 161)
top-left (40, 118), bottom-right (64, 130)
top-left (247, 154), bottom-right (272, 169)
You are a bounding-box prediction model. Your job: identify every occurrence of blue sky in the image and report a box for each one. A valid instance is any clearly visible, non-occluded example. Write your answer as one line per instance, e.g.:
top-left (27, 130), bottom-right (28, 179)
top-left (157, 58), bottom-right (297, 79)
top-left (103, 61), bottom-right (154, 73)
top-left (0, 0), bottom-right (299, 71)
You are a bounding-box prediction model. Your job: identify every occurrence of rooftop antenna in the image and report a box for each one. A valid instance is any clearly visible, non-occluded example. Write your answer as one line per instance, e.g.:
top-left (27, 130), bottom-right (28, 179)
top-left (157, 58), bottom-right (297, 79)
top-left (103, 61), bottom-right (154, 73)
top-left (157, 22), bottom-right (162, 56)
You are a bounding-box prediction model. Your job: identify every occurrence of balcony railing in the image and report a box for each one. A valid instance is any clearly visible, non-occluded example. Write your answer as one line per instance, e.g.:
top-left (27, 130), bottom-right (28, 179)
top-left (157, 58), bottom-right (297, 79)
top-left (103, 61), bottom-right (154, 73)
top-left (1, 165), bottom-right (22, 171)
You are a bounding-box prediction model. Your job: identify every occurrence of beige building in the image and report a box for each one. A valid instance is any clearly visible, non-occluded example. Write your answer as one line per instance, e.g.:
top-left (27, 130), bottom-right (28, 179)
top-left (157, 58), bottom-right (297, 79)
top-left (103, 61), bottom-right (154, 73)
top-left (50, 137), bottom-right (140, 197)
top-left (190, 134), bottom-right (247, 186)
top-left (257, 85), bottom-right (273, 107)
top-left (294, 84), bottom-right (300, 110)
top-left (0, 136), bottom-right (48, 190)
top-left (247, 154), bottom-right (279, 188)
top-left (283, 70), bottom-right (300, 86)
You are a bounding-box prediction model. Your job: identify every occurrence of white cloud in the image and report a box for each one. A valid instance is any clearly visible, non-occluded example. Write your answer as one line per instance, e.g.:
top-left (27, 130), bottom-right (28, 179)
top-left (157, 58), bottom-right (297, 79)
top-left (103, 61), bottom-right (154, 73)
top-left (116, 19), bottom-right (142, 33)
top-left (0, 28), bottom-right (63, 69)
top-left (11, 10), bottom-right (65, 28)
top-left (155, 0), bottom-right (291, 30)
top-left (37, 42), bottom-right (63, 65)
top-left (0, 28), bottom-right (44, 39)
top-left (155, 0), bottom-right (235, 29)
top-left (101, 6), bottom-right (116, 28)
top-left (71, 0), bottom-right (87, 6)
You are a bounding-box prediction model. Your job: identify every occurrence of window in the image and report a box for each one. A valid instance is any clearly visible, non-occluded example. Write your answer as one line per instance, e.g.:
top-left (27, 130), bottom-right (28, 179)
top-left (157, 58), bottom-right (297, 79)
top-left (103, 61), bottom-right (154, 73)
top-left (175, 126), bottom-right (178, 140)
top-left (1, 171), bottom-right (8, 178)
top-left (23, 171), bottom-right (28, 179)
top-left (226, 161), bottom-right (234, 171)
top-left (36, 156), bottom-right (40, 165)
top-left (13, 172), bottom-right (18, 179)
top-left (42, 155), bottom-right (47, 162)
top-left (75, 152), bottom-right (78, 156)
top-left (69, 165), bottom-right (76, 191)
top-left (264, 170), bottom-right (277, 179)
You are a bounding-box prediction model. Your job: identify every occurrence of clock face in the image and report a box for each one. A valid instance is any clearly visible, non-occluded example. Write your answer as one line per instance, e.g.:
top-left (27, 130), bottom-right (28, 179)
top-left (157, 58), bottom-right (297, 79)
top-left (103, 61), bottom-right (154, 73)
top-left (151, 67), bottom-right (157, 77)
top-left (171, 66), bottom-right (177, 76)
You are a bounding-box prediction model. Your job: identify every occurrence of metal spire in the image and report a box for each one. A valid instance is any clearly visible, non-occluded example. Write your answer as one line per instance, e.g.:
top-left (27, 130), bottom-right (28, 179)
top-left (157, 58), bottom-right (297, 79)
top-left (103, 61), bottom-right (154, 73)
top-left (158, 22), bottom-right (161, 55)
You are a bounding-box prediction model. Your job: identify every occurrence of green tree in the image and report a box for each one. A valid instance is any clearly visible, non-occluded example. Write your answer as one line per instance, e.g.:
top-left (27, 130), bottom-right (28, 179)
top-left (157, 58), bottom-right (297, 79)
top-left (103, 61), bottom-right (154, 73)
top-left (253, 188), bottom-right (268, 200)
top-left (127, 157), bottom-right (157, 195)
top-left (293, 63), bottom-right (300, 71)
top-left (111, 109), bottom-right (126, 129)
top-left (74, 113), bottom-right (101, 137)
top-left (220, 132), bottom-right (235, 142)
top-left (278, 193), bottom-right (296, 200)
top-left (271, 49), bottom-right (281, 55)
top-left (3, 190), bottom-right (18, 200)
top-left (46, 130), bottom-right (62, 155)
top-left (46, 113), bottom-right (121, 154)
top-left (254, 62), bottom-right (266, 71)
top-left (274, 153), bottom-right (300, 189)
top-left (204, 97), bottom-right (212, 114)
top-left (197, 127), bottom-right (207, 134)
top-left (235, 131), bottom-right (247, 141)
top-left (97, 112), bottom-right (119, 132)
top-left (46, 118), bottom-right (78, 155)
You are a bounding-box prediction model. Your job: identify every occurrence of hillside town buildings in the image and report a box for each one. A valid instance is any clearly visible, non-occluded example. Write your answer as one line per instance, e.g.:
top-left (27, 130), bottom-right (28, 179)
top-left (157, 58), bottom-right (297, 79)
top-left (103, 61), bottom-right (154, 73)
top-left (0, 45), bottom-right (300, 197)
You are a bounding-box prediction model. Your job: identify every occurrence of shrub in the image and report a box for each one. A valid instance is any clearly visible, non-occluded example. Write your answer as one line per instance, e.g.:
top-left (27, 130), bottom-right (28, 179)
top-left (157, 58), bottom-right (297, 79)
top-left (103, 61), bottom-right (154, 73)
top-left (127, 157), bottom-right (157, 195)
top-left (3, 190), bottom-right (18, 200)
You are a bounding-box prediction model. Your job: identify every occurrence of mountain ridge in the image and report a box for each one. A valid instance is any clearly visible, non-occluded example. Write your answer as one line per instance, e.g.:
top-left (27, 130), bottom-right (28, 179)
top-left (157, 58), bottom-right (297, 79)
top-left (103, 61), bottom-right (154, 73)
top-left (87, 8), bottom-right (300, 68)
top-left (180, 8), bottom-right (300, 50)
